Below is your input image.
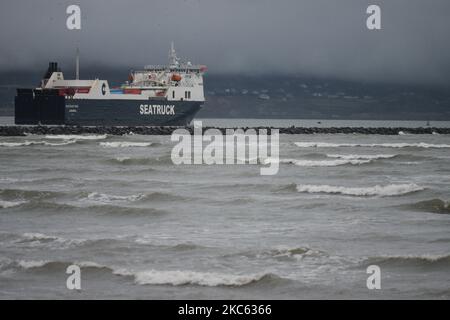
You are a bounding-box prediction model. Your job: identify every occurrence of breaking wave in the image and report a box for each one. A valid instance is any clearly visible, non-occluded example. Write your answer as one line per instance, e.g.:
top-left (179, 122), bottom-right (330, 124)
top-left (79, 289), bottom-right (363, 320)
top-left (7, 200), bottom-right (168, 217)
top-left (100, 141), bottom-right (154, 148)
top-left (8, 232), bottom-right (88, 249)
top-left (226, 246), bottom-right (326, 261)
top-left (11, 259), bottom-right (111, 272)
top-left (45, 134), bottom-right (107, 140)
top-left (16, 233), bottom-right (104, 247)
top-left (265, 246), bottom-right (324, 259)
top-left (361, 254), bottom-right (450, 267)
top-left (17, 260), bottom-right (50, 269)
top-left (0, 200), bottom-right (26, 209)
top-left (0, 140), bottom-right (77, 147)
top-left (87, 192), bottom-right (144, 203)
top-left (85, 191), bottom-right (183, 204)
top-left (263, 158), bottom-right (371, 167)
top-left (113, 269), bottom-right (277, 287)
top-left (20, 232), bottom-right (61, 242)
top-left (107, 155), bottom-right (171, 166)
top-left (294, 183), bottom-right (424, 197)
top-left (407, 199), bottom-right (450, 214)
top-left (295, 142), bottom-right (450, 149)
top-left (3, 258), bottom-right (279, 287)
top-left (326, 154), bottom-right (397, 160)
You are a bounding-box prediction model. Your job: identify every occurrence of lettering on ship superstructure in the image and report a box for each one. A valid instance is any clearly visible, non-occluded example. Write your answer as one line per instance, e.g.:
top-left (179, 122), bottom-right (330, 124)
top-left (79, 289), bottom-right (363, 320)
top-left (139, 104), bottom-right (175, 115)
top-left (66, 104), bottom-right (79, 113)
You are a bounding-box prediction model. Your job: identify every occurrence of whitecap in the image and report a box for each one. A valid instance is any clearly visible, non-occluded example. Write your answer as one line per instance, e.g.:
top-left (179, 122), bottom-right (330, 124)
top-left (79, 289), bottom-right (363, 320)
top-left (263, 158), bottom-right (371, 167)
top-left (16, 232), bottom-right (85, 249)
top-left (21, 232), bottom-right (59, 241)
top-left (0, 140), bottom-right (76, 147)
top-left (295, 183), bottom-right (424, 196)
top-left (17, 260), bottom-right (49, 269)
top-left (100, 141), bottom-right (153, 148)
top-left (115, 157), bottom-right (131, 162)
top-left (0, 200), bottom-right (26, 208)
top-left (294, 142), bottom-right (450, 149)
top-left (114, 269), bottom-right (270, 287)
top-left (326, 154), bottom-right (397, 160)
top-left (45, 134), bottom-right (107, 140)
top-left (86, 192), bottom-right (143, 203)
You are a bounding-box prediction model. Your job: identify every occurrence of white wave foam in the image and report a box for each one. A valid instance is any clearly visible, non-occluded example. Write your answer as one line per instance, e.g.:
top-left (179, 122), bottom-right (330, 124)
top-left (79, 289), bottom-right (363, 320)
top-left (263, 246), bottom-right (323, 259)
top-left (17, 260), bottom-right (49, 269)
top-left (42, 140), bottom-right (77, 146)
top-left (22, 232), bottom-right (59, 241)
top-left (115, 269), bottom-right (269, 287)
top-left (10, 259), bottom-right (272, 287)
top-left (100, 141), bottom-right (153, 148)
top-left (87, 192), bottom-right (143, 203)
top-left (74, 261), bottom-right (107, 268)
top-left (0, 177), bottom-right (35, 183)
top-left (264, 158), bottom-right (370, 167)
top-left (364, 254), bottom-right (450, 265)
top-left (0, 178), bottom-right (20, 183)
top-left (326, 154), bottom-right (397, 160)
top-left (115, 157), bottom-right (131, 162)
top-left (295, 142), bottom-right (450, 149)
top-left (0, 140), bottom-right (76, 147)
top-left (17, 260), bottom-right (106, 270)
top-left (18, 232), bottom-right (85, 249)
top-left (295, 183), bottom-right (424, 196)
top-left (0, 200), bottom-right (26, 208)
top-left (0, 141), bottom-right (34, 147)
top-left (45, 134), bottom-right (107, 140)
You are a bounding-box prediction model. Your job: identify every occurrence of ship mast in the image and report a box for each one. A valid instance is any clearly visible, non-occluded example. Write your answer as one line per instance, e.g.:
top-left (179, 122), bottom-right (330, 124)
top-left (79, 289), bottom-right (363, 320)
top-left (75, 47), bottom-right (80, 80)
top-left (168, 41), bottom-right (179, 68)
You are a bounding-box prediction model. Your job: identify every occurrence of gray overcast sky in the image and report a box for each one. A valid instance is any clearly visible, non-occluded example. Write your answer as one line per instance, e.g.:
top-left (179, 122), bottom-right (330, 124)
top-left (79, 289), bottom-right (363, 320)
top-left (0, 0), bottom-right (449, 85)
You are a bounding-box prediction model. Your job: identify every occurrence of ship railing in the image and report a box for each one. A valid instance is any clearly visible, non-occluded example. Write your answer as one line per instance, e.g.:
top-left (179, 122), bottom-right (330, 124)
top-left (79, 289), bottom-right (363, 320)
top-left (143, 65), bottom-right (204, 72)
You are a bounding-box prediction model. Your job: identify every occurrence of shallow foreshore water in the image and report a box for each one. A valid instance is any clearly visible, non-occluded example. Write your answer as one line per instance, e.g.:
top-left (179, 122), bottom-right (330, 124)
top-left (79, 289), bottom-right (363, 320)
top-left (1, 131), bottom-right (449, 299)
top-left (1, 125), bottom-right (450, 136)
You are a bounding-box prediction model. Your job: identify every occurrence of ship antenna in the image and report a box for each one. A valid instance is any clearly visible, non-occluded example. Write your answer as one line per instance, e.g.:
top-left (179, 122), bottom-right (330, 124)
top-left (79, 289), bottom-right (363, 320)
top-left (76, 47), bottom-right (80, 80)
top-left (169, 41), bottom-right (179, 68)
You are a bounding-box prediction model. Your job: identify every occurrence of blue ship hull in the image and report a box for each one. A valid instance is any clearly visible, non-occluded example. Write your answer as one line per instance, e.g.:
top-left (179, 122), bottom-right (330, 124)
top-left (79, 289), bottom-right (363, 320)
top-left (15, 89), bottom-right (202, 126)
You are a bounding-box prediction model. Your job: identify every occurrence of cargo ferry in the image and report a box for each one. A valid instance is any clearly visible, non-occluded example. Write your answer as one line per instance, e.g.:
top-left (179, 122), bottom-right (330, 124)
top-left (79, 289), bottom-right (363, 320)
top-left (15, 43), bottom-right (206, 126)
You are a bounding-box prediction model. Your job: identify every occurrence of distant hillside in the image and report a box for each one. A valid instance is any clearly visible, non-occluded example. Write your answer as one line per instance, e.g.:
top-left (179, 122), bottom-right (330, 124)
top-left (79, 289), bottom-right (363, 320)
top-left (1, 70), bottom-right (449, 120)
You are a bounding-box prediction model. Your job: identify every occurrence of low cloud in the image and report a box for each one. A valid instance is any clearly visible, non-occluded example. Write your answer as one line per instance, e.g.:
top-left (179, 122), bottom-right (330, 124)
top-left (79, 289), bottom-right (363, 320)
top-left (0, 0), bottom-right (449, 85)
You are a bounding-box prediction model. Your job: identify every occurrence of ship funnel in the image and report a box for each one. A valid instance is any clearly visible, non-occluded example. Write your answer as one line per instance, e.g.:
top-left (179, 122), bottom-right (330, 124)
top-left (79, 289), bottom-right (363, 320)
top-left (43, 62), bottom-right (59, 79)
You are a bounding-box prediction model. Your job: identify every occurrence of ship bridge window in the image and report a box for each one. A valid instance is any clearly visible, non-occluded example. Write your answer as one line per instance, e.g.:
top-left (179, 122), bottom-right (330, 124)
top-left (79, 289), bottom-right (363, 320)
top-left (172, 91), bottom-right (175, 99)
top-left (185, 91), bottom-right (191, 99)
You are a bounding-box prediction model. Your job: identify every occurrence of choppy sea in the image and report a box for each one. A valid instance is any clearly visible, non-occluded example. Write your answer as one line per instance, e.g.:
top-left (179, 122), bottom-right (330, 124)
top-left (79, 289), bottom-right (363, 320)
top-left (0, 118), bottom-right (449, 299)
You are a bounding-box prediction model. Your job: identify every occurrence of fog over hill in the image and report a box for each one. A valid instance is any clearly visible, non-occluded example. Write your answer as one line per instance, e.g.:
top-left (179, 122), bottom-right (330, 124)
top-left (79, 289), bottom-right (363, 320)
top-left (0, 69), bottom-right (449, 119)
top-left (1, 0), bottom-right (450, 86)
